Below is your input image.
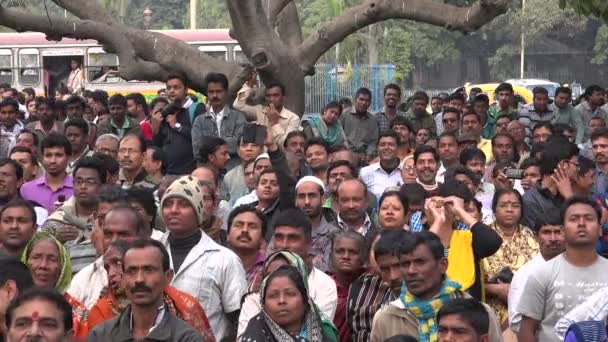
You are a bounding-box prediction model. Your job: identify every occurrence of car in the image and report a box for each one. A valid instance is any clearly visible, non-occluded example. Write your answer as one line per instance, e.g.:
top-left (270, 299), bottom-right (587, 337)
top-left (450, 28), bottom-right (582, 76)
top-left (464, 82), bottom-right (534, 104)
top-left (505, 78), bottom-right (561, 99)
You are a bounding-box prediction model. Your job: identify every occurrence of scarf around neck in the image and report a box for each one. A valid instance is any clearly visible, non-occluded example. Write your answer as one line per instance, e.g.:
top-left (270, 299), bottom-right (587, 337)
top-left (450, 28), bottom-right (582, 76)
top-left (307, 116), bottom-right (344, 146)
top-left (400, 277), bottom-right (461, 342)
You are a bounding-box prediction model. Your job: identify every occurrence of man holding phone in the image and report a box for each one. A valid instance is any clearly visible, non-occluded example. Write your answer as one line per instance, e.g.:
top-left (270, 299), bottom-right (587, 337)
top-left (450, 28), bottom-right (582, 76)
top-left (151, 73), bottom-right (203, 175)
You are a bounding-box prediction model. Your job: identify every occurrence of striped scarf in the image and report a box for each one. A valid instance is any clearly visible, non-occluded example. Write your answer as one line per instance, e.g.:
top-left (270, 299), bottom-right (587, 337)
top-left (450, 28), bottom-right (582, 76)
top-left (401, 278), bottom-right (461, 342)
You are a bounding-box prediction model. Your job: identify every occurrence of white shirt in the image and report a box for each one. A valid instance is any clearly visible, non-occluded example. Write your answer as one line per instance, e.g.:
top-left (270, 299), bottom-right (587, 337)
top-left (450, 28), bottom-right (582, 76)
top-left (161, 231), bottom-right (247, 341)
top-left (436, 163), bottom-right (447, 183)
top-left (66, 256), bottom-right (107, 309)
top-left (233, 190), bottom-right (258, 208)
top-left (359, 161), bottom-right (402, 201)
top-left (209, 105), bottom-right (226, 133)
top-left (237, 266), bottom-right (338, 338)
top-left (508, 254), bottom-right (546, 332)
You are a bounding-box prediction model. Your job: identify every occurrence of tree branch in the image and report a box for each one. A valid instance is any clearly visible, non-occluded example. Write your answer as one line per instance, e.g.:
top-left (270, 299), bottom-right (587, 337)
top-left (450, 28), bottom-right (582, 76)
top-left (267, 0), bottom-right (293, 27)
top-left (275, 1), bottom-right (303, 48)
top-left (51, 0), bottom-right (116, 25)
top-left (298, 0), bottom-right (510, 72)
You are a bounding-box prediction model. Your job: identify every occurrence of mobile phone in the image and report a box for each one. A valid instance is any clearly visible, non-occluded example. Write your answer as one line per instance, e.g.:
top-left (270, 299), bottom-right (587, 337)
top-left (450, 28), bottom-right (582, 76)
top-left (504, 168), bottom-right (524, 179)
top-left (243, 123), bottom-right (266, 145)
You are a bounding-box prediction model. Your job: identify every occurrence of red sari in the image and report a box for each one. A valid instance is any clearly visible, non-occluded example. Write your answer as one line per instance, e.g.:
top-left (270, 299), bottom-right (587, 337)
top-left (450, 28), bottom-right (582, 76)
top-left (64, 292), bottom-right (89, 340)
top-left (88, 286), bottom-right (215, 342)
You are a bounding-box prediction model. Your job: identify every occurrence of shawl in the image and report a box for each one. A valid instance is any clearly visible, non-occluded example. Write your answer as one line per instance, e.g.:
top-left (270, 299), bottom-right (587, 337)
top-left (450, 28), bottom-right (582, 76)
top-left (64, 292), bottom-right (89, 340)
top-left (400, 277), bottom-right (461, 342)
top-left (88, 286), bottom-right (215, 341)
top-left (21, 231), bottom-right (72, 293)
top-left (306, 116), bottom-right (345, 146)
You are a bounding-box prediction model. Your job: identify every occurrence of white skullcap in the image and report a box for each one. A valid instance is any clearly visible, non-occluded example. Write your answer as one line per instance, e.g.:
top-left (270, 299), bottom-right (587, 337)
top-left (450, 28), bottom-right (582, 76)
top-left (295, 176), bottom-right (325, 194)
top-left (255, 153), bottom-right (269, 163)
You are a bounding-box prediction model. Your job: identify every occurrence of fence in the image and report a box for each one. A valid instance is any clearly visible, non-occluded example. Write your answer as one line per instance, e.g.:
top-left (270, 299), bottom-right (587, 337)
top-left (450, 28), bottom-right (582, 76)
top-left (304, 64), bottom-right (451, 114)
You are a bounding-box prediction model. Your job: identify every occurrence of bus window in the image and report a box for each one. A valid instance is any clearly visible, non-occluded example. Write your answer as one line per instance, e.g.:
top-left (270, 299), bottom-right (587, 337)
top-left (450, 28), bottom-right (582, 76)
top-left (88, 48), bottom-right (119, 83)
top-left (18, 49), bottom-right (40, 86)
top-left (198, 45), bottom-right (228, 61)
top-left (0, 50), bottom-right (12, 85)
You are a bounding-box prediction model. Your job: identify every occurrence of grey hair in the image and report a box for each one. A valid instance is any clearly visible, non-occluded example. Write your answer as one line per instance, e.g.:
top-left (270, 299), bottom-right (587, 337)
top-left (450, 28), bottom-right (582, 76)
top-left (96, 133), bottom-right (120, 143)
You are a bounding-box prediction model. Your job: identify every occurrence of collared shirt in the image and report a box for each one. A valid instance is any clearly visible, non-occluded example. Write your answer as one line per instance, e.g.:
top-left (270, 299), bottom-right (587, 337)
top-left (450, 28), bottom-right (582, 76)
top-left (375, 108), bottom-right (407, 133)
top-left (518, 103), bottom-right (555, 138)
top-left (20, 175), bottom-right (74, 212)
top-left (594, 167), bottom-right (608, 196)
top-left (359, 161), bottom-right (402, 201)
top-left (436, 163), bottom-right (447, 183)
top-left (209, 105), bottom-right (226, 133)
top-left (110, 117), bottom-right (131, 138)
top-left (118, 168), bottom-right (159, 190)
top-left (340, 110), bottom-right (380, 157)
top-left (245, 251), bottom-right (266, 292)
top-left (27, 120), bottom-right (64, 137)
top-left (338, 213), bottom-right (372, 237)
top-left (66, 256), bottom-right (107, 309)
top-left (255, 106), bottom-right (300, 147)
top-left (161, 231), bottom-right (246, 341)
top-left (67, 146), bottom-right (93, 175)
top-left (484, 104), bottom-right (518, 138)
top-left (522, 182), bottom-right (564, 231)
top-left (310, 216), bottom-right (341, 273)
top-left (130, 304), bottom-right (166, 334)
top-left (577, 101), bottom-right (608, 141)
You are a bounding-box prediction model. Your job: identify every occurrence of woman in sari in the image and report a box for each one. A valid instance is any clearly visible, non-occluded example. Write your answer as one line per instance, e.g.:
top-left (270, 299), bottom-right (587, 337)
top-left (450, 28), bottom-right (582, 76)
top-left (21, 231), bottom-right (89, 339)
top-left (241, 264), bottom-right (338, 342)
top-left (87, 239), bottom-right (215, 341)
top-left (303, 101), bottom-right (347, 149)
top-left (378, 190), bottom-right (410, 230)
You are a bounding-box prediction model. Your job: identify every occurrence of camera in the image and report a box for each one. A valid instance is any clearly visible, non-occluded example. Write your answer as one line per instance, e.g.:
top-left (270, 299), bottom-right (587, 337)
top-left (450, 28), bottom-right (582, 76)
top-left (161, 101), bottom-right (182, 118)
top-left (504, 167), bottom-right (524, 180)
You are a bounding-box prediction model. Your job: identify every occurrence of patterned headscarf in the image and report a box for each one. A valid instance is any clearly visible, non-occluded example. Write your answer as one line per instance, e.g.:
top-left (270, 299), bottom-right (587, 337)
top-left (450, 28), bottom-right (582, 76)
top-left (22, 232), bottom-right (72, 293)
top-left (161, 175), bottom-right (205, 225)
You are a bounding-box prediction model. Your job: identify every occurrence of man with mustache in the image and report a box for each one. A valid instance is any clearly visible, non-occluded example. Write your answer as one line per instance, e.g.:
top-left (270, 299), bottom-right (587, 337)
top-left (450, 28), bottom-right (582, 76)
top-left (87, 239), bottom-right (206, 341)
top-left (336, 178), bottom-right (378, 242)
top-left (192, 72), bottom-right (246, 165)
top-left (360, 131), bottom-right (403, 201)
top-left (117, 134), bottom-right (158, 190)
top-left (226, 205), bottom-right (266, 290)
top-left (508, 220), bottom-right (565, 333)
top-left (591, 128), bottom-right (608, 196)
top-left (414, 145), bottom-right (441, 197)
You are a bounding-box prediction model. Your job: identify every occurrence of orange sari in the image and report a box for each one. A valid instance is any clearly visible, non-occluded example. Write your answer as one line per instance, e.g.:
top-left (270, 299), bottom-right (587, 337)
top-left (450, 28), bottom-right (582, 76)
top-left (88, 286), bottom-right (215, 342)
top-left (64, 292), bottom-right (89, 340)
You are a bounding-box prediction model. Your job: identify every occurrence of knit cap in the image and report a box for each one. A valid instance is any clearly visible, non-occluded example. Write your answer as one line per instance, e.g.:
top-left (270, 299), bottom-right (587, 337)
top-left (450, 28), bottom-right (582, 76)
top-left (160, 175), bottom-right (205, 225)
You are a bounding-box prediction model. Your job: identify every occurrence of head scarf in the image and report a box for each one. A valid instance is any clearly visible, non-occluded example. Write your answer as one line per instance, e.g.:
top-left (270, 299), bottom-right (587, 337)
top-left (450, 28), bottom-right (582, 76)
top-left (258, 251), bottom-right (338, 342)
top-left (306, 116), bottom-right (345, 146)
top-left (21, 232), bottom-right (72, 293)
top-left (161, 175), bottom-right (205, 225)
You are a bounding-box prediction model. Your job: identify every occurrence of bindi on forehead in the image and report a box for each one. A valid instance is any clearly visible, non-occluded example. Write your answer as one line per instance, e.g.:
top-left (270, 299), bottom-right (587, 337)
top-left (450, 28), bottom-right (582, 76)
top-left (31, 311), bottom-right (39, 321)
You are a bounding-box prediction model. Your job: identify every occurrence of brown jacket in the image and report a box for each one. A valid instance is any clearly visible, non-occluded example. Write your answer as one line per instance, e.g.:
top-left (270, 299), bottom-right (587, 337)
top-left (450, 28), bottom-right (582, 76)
top-left (370, 295), bottom-right (503, 342)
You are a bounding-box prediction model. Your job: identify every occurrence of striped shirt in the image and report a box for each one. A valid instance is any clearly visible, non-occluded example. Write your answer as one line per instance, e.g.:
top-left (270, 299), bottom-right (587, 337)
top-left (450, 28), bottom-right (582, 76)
top-left (347, 273), bottom-right (396, 342)
top-left (517, 103), bottom-right (554, 138)
top-left (375, 108), bottom-right (407, 133)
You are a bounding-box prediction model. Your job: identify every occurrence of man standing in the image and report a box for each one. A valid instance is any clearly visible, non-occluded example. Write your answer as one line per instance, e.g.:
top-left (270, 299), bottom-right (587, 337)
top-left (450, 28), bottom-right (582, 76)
top-left (20, 134), bottom-right (73, 212)
top-left (88, 239), bottom-right (205, 341)
top-left (125, 92), bottom-right (152, 139)
top-left (340, 88), bottom-right (379, 161)
top-left (576, 85), bottom-right (608, 130)
top-left (97, 94), bottom-right (141, 139)
top-left (518, 87), bottom-right (554, 138)
top-left (197, 137), bottom-right (230, 176)
top-left (0, 200), bottom-right (37, 258)
top-left (376, 84), bottom-right (405, 132)
top-left (67, 59), bottom-right (84, 95)
top-left (152, 74), bottom-right (204, 175)
top-left (0, 99), bottom-right (24, 158)
top-left (27, 98), bottom-right (65, 138)
top-left (118, 134), bottom-right (158, 190)
top-left (192, 73), bottom-right (246, 162)
top-left (160, 175), bottom-right (246, 340)
top-left (65, 118), bottom-right (93, 174)
top-left (518, 197), bottom-right (608, 342)
top-left (360, 131), bottom-right (402, 200)
top-left (592, 128), bottom-right (608, 196)
top-left (226, 205), bottom-right (266, 290)
top-left (485, 83), bottom-right (518, 138)
top-left (284, 131), bottom-right (310, 178)
top-left (552, 87), bottom-right (584, 144)
top-left (406, 91), bottom-right (436, 138)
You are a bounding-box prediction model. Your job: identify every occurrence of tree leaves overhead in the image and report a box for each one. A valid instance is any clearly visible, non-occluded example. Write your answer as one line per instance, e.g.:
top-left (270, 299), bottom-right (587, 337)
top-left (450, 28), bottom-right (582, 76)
top-left (559, 0), bottom-right (608, 23)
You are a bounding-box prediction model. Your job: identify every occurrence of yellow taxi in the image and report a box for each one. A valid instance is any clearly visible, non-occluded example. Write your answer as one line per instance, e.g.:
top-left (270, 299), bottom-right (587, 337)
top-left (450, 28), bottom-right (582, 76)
top-left (464, 82), bottom-right (534, 104)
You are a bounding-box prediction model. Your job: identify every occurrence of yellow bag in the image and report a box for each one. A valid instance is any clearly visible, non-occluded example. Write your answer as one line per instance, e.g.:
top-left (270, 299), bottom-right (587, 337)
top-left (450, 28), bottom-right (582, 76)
top-left (446, 230), bottom-right (475, 291)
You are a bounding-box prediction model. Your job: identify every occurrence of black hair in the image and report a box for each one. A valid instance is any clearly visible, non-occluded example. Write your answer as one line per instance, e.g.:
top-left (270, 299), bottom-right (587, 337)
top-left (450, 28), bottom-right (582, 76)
top-left (166, 73), bottom-right (187, 87)
top-left (125, 239), bottom-right (171, 272)
top-left (73, 156), bottom-right (107, 184)
top-left (591, 128), bottom-right (608, 142)
top-left (198, 136), bottom-right (228, 163)
top-left (412, 91), bottom-right (429, 104)
top-left (119, 133), bottom-right (147, 153)
top-left (261, 265), bottom-right (309, 309)
top-left (374, 229), bottom-right (412, 258)
top-left (35, 97), bottom-right (54, 110)
top-left (92, 153), bottom-right (119, 177)
top-left (265, 81), bottom-right (286, 96)
top-left (107, 204), bottom-right (147, 236)
top-left (439, 180), bottom-right (473, 203)
top-left (355, 87), bottom-right (372, 100)
top-left (149, 97), bottom-right (169, 111)
top-left (447, 92), bottom-right (466, 104)
top-left (0, 257), bottom-right (33, 292)
top-left (0, 158), bottom-right (23, 181)
top-left (442, 106), bottom-right (461, 118)
top-left (272, 208), bottom-right (312, 241)
top-left (378, 190), bottom-right (409, 214)
top-left (495, 82), bottom-right (514, 94)
top-left (126, 187), bottom-right (157, 218)
top-left (532, 87), bottom-right (549, 97)
top-left (532, 122), bottom-right (554, 135)
top-left (65, 117), bottom-right (89, 137)
top-left (414, 145), bottom-right (439, 164)
top-left (459, 147), bottom-right (486, 165)
top-left (553, 123), bottom-right (574, 137)
top-left (227, 204), bottom-right (268, 238)
top-left (90, 90), bottom-right (109, 107)
top-left (492, 188), bottom-right (524, 217)
top-left (461, 111), bottom-right (481, 123)
top-left (539, 135), bottom-right (579, 176)
top-left (0, 98), bottom-right (19, 111)
top-left (561, 196), bottom-right (602, 224)
top-left (305, 137), bottom-right (329, 154)
top-left (125, 93), bottom-right (149, 116)
top-left (0, 198), bottom-right (36, 223)
top-left (400, 231), bottom-right (445, 260)
top-left (41, 133), bottom-right (72, 156)
top-left (383, 83), bottom-right (402, 96)
top-left (555, 86), bottom-right (572, 98)
top-left (108, 94), bottom-right (127, 107)
top-left (21, 87), bottom-right (35, 97)
top-left (98, 185), bottom-right (128, 204)
top-left (5, 287), bottom-right (73, 332)
top-left (322, 101), bottom-right (342, 115)
top-left (107, 239), bottom-right (133, 256)
top-left (204, 72), bottom-right (229, 91)
top-left (383, 335), bottom-right (418, 342)
top-left (17, 128), bottom-right (39, 148)
top-left (445, 166), bottom-right (480, 188)
top-left (65, 95), bottom-right (85, 109)
top-left (473, 93), bottom-right (490, 105)
top-left (436, 131), bottom-right (458, 146)
top-left (283, 131), bottom-right (307, 149)
top-left (577, 155), bottom-right (595, 176)
top-left (377, 130), bottom-right (401, 146)
top-left (256, 168), bottom-right (277, 186)
top-left (194, 164), bottom-right (219, 187)
top-left (146, 145), bottom-right (166, 175)
top-left (436, 298), bottom-right (489, 336)
top-left (391, 116), bottom-right (414, 133)
top-left (327, 160), bottom-right (356, 179)
top-left (399, 183), bottom-right (427, 206)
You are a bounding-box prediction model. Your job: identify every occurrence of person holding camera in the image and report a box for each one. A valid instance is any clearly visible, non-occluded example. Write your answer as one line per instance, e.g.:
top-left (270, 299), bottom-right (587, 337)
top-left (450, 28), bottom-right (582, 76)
top-left (152, 73), bottom-right (204, 175)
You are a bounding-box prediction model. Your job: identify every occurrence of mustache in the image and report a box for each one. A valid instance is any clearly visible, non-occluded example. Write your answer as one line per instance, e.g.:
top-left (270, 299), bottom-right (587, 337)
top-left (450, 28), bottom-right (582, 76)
top-left (129, 282), bottom-right (151, 293)
top-left (237, 232), bottom-right (251, 241)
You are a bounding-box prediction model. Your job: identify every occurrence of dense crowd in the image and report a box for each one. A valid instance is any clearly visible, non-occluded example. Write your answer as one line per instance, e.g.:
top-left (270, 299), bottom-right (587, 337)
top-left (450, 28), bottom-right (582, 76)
top-left (0, 74), bottom-right (608, 342)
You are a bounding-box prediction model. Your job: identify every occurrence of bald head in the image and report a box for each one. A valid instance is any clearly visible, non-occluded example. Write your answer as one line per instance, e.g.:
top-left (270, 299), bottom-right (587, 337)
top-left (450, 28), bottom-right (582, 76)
top-left (337, 178), bottom-right (367, 198)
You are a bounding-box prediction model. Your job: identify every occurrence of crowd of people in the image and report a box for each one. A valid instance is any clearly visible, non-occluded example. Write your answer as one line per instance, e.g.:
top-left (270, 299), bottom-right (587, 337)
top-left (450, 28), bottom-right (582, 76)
top-left (0, 74), bottom-right (608, 342)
